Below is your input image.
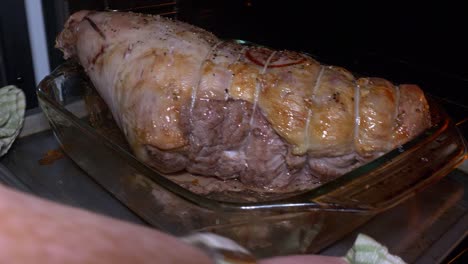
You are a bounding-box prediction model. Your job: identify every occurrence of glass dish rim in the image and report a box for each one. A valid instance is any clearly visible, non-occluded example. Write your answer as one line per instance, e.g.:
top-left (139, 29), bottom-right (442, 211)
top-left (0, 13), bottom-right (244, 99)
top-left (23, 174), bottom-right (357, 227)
top-left (37, 58), bottom-right (466, 213)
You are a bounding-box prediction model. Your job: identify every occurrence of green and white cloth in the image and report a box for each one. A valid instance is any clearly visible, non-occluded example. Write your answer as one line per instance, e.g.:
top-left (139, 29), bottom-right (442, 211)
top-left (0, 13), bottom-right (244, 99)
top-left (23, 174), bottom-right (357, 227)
top-left (344, 234), bottom-right (407, 264)
top-left (0, 85), bottom-right (26, 157)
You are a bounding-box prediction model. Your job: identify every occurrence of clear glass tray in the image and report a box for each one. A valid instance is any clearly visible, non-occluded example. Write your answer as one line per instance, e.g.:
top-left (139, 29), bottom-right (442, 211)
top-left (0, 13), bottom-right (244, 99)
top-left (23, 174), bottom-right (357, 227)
top-left (37, 60), bottom-right (467, 257)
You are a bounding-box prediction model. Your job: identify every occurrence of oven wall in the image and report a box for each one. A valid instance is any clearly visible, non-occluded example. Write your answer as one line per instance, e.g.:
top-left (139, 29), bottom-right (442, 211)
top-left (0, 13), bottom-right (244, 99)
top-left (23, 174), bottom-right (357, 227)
top-left (41, 1), bottom-right (468, 109)
top-left (0, 0), bottom-right (37, 108)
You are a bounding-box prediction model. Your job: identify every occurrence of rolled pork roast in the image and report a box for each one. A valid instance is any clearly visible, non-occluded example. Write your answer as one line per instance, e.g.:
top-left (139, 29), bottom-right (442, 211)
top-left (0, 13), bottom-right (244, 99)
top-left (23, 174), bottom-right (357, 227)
top-left (56, 10), bottom-right (431, 192)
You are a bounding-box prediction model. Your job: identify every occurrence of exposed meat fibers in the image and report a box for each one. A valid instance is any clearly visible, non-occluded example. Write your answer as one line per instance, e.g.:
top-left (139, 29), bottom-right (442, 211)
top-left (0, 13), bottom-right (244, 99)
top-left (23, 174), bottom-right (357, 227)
top-left (56, 10), bottom-right (431, 191)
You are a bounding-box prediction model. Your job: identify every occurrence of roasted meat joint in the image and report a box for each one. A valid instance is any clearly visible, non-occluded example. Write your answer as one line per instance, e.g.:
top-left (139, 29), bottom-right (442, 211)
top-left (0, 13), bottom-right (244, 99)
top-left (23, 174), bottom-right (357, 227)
top-left (56, 10), bottom-right (431, 192)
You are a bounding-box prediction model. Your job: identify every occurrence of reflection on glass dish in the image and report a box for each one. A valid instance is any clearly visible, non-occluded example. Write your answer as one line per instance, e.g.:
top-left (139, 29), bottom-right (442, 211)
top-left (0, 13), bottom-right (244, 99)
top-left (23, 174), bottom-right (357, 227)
top-left (36, 60), bottom-right (467, 257)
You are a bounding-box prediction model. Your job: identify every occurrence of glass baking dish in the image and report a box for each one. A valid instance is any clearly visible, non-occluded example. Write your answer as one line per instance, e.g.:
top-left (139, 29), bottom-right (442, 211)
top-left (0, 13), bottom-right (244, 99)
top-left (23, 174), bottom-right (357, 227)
top-left (37, 60), bottom-right (467, 257)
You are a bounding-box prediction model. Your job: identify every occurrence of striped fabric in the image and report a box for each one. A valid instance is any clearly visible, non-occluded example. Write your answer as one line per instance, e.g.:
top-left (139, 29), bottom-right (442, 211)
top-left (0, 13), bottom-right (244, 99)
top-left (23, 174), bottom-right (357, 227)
top-left (0, 85), bottom-right (26, 156)
top-left (182, 232), bottom-right (257, 264)
top-left (344, 234), bottom-right (406, 264)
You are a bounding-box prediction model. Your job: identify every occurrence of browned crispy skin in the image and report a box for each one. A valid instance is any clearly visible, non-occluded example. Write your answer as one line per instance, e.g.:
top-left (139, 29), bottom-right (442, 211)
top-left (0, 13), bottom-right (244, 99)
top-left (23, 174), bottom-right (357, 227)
top-left (56, 11), bottom-right (431, 189)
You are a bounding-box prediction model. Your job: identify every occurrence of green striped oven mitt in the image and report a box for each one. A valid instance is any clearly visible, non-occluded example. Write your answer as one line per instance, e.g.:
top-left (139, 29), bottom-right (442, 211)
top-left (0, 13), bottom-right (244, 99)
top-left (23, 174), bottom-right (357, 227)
top-left (0, 85), bottom-right (26, 157)
top-left (344, 234), bottom-right (406, 264)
